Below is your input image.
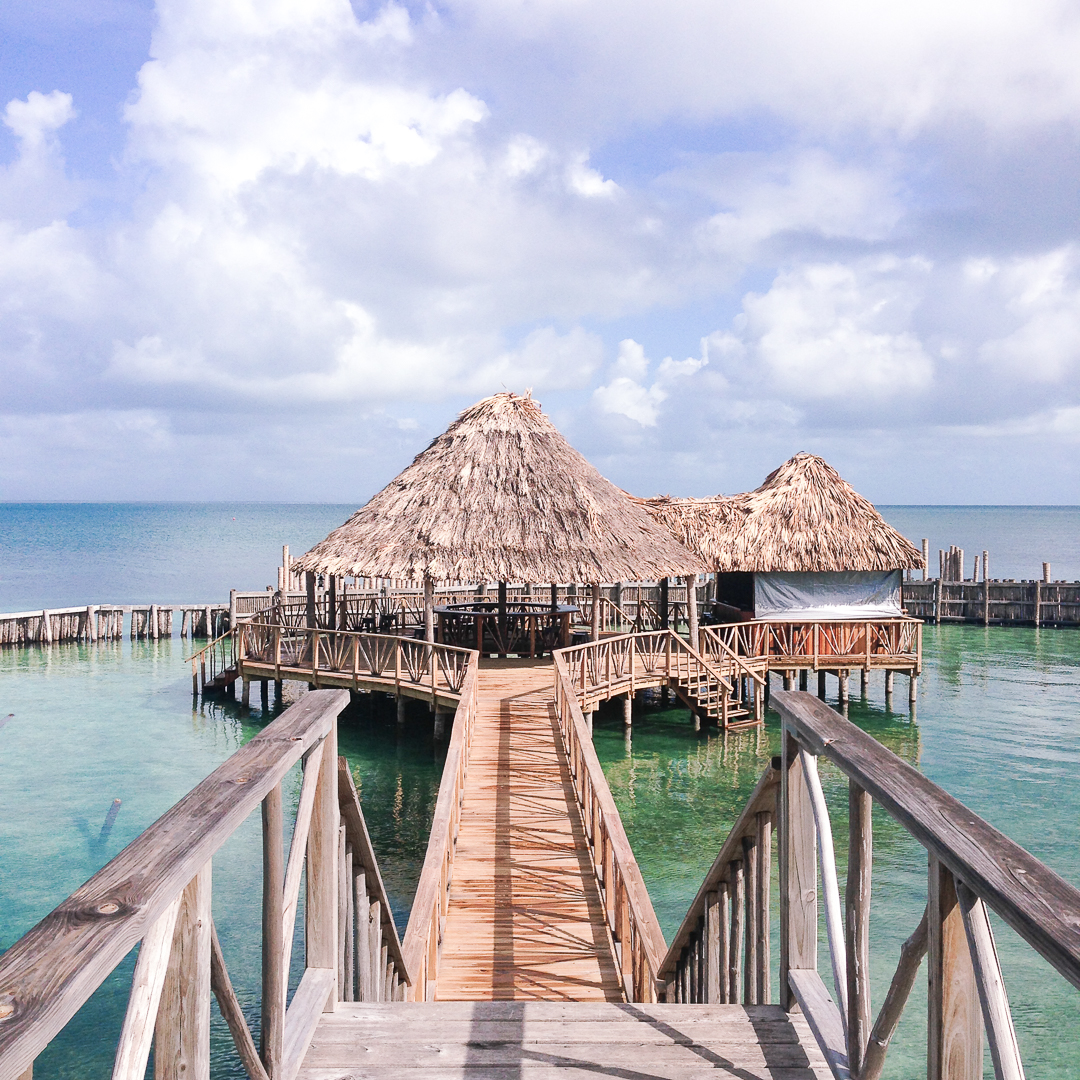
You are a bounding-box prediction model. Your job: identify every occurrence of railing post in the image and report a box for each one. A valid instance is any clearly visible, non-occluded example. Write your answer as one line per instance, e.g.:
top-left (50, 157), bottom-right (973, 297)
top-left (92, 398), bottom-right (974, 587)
top-left (780, 728), bottom-right (817, 1010)
top-left (261, 785), bottom-right (284, 1078)
top-left (928, 856), bottom-right (980, 1080)
top-left (846, 782), bottom-right (872, 1075)
top-left (307, 715), bottom-right (340, 1009)
top-left (155, 861), bottom-right (212, 1080)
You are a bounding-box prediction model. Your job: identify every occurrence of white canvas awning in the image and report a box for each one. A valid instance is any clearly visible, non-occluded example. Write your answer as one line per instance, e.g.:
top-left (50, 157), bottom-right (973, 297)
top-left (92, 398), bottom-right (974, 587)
top-left (754, 570), bottom-right (902, 621)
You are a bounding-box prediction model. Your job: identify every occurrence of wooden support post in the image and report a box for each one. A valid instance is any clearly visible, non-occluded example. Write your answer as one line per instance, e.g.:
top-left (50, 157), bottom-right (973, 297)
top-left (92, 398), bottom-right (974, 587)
top-left (839, 669), bottom-right (849, 709)
top-left (719, 879), bottom-right (731, 1004)
top-left (241, 679), bottom-right (251, 707)
top-left (756, 811), bottom-right (772, 1004)
top-left (88, 604), bottom-right (97, 643)
top-left (204, 605), bottom-right (212, 640)
top-left (928, 856), bottom-right (981, 1080)
top-left (729, 860), bottom-right (744, 1004)
top-left (261, 680), bottom-right (269, 709)
top-left (799, 669), bottom-right (808, 692)
top-left (783, 671), bottom-right (794, 691)
top-left (936, 577), bottom-right (943, 625)
top-left (860, 667), bottom-right (868, 697)
top-left (659, 577), bottom-right (669, 630)
top-left (307, 723), bottom-right (340, 1011)
top-left (328, 577), bottom-right (337, 632)
top-left (622, 694), bottom-right (632, 727)
top-left (705, 890), bottom-right (721, 1003)
top-left (344, 844), bottom-right (355, 1002)
top-left (306, 573), bottom-right (317, 631)
top-left (337, 825), bottom-right (348, 1002)
top-left (909, 674), bottom-right (918, 711)
top-left (818, 670), bottom-right (827, 699)
top-left (41, 609), bottom-right (51, 645)
top-left (742, 835), bottom-right (758, 1004)
top-left (274, 680), bottom-right (283, 704)
top-left (884, 670), bottom-right (894, 706)
top-left (396, 696), bottom-right (406, 725)
top-left (846, 782), bottom-right (872, 1077)
top-left (368, 901), bottom-right (381, 1001)
top-left (355, 871), bottom-right (370, 1001)
top-left (780, 730), bottom-right (816, 1011)
top-left (261, 785), bottom-right (284, 1076)
top-left (590, 582), bottom-right (601, 642)
top-left (550, 582), bottom-right (558, 613)
top-left (155, 862), bottom-right (212, 1080)
top-left (685, 574), bottom-right (699, 648)
top-left (423, 576), bottom-right (435, 644)
top-left (983, 552), bottom-right (990, 625)
top-left (922, 538), bottom-right (930, 580)
top-left (498, 580), bottom-right (508, 655)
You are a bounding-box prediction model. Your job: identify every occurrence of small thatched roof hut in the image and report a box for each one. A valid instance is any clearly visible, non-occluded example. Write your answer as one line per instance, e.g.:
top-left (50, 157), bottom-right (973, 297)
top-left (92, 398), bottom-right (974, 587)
top-left (294, 392), bottom-right (704, 585)
top-left (644, 453), bottom-right (922, 620)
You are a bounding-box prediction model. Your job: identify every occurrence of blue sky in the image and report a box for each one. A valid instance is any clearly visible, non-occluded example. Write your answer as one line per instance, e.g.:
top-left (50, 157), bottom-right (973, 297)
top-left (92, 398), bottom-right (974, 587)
top-left (2, 0), bottom-right (1080, 503)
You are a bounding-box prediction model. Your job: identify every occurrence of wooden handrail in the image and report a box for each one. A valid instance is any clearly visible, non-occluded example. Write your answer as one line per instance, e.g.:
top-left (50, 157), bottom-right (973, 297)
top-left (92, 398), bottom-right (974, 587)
top-left (658, 761), bottom-right (779, 980)
top-left (551, 651), bottom-right (668, 1001)
top-left (400, 660), bottom-right (479, 999)
top-left (773, 690), bottom-right (1080, 991)
top-left (0, 690), bottom-right (350, 1080)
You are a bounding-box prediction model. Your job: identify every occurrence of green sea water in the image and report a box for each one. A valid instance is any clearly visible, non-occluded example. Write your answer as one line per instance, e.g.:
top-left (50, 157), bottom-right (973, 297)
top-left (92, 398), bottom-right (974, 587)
top-left (1, 625), bottom-right (1079, 1076)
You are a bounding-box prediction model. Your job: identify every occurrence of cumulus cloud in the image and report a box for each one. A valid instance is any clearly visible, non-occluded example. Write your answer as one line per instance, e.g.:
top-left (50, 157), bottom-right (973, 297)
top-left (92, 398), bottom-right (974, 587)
top-left (593, 339), bottom-right (706, 426)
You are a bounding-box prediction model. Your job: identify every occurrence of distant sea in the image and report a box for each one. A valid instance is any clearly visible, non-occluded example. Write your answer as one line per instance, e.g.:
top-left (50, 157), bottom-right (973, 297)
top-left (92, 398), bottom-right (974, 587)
top-left (1, 503), bottom-right (1079, 612)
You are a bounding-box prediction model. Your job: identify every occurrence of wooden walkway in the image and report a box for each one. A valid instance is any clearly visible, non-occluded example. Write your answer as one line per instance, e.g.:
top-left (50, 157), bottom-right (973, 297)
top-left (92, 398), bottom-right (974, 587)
top-left (435, 659), bottom-right (623, 1000)
top-left (297, 1001), bottom-right (832, 1079)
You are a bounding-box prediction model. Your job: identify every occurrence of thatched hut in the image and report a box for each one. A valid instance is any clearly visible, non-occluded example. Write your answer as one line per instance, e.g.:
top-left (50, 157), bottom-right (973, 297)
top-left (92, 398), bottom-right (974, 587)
top-left (294, 392), bottom-right (704, 643)
top-left (645, 453), bottom-right (923, 621)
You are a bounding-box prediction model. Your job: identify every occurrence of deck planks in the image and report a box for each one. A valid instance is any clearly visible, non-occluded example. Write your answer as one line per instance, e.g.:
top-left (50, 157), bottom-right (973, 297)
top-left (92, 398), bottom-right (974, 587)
top-left (435, 659), bottom-right (623, 1001)
top-left (297, 1001), bottom-right (833, 1079)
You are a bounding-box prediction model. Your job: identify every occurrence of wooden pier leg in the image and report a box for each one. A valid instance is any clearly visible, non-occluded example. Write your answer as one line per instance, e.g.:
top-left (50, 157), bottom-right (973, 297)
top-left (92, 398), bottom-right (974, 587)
top-left (274, 679), bottom-right (283, 704)
top-left (87, 604), bottom-right (97, 643)
top-left (909, 674), bottom-right (918, 712)
top-left (885, 670), bottom-right (894, 707)
top-left (155, 861), bottom-right (212, 1080)
top-left (622, 694), bottom-right (632, 726)
top-left (799, 669), bottom-right (808, 691)
top-left (151, 604), bottom-right (159, 642)
top-left (839, 669), bottom-right (849, 710)
top-left (780, 730), bottom-right (816, 1011)
top-left (860, 667), bottom-right (868, 697)
top-left (396, 696), bottom-right (406, 725)
top-left (983, 552), bottom-right (990, 625)
top-left (261, 785), bottom-right (284, 1076)
top-left (433, 709), bottom-right (447, 739)
top-left (928, 856), bottom-right (980, 1080)
top-left (818, 670), bottom-right (827, 699)
top-left (846, 782), bottom-right (872, 1076)
top-left (261, 680), bottom-right (269, 709)
top-left (241, 679), bottom-right (250, 707)
top-left (204, 605), bottom-right (212, 640)
top-left (783, 670), bottom-right (794, 691)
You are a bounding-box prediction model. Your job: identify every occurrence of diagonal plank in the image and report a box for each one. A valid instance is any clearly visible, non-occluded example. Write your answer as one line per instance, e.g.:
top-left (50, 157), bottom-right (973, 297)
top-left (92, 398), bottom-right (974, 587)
top-left (435, 659), bottom-right (623, 1000)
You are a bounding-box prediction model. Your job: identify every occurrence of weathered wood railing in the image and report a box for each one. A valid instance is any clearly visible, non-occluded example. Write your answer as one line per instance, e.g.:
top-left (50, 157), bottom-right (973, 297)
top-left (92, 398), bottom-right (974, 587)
top-left (235, 623), bottom-right (474, 707)
top-left (707, 618), bottom-right (922, 674)
top-left (400, 662), bottom-right (479, 1000)
top-left (558, 630), bottom-right (761, 728)
top-left (0, 690), bottom-right (407, 1080)
top-left (189, 625), bottom-right (238, 694)
top-left (658, 760), bottom-right (778, 1005)
top-left (552, 651), bottom-right (669, 1001)
top-left (772, 689), bottom-right (1080, 1080)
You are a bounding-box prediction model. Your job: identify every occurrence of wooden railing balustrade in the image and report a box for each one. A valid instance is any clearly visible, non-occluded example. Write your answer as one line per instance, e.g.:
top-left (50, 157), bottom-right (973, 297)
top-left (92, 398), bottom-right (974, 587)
top-left (0, 690), bottom-right (408, 1080)
top-left (770, 690), bottom-right (1080, 1080)
top-left (658, 762), bottom-right (778, 1006)
top-left (558, 630), bottom-right (761, 728)
top-left (552, 652), bottom-right (669, 1002)
top-left (400, 663), bottom-right (478, 1000)
top-left (706, 618), bottom-right (922, 675)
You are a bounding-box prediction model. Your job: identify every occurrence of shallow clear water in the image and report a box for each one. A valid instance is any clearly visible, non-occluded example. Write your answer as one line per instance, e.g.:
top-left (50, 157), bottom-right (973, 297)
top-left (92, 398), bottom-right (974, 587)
top-left (2, 626), bottom-right (1079, 1077)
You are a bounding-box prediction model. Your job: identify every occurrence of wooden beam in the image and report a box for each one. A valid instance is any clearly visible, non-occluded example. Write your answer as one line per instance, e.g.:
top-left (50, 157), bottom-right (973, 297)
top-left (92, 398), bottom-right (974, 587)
top-left (209, 921), bottom-right (270, 1080)
top-left (780, 732), bottom-right (816, 1010)
top-left (788, 968), bottom-right (851, 1080)
top-left (846, 782), bottom-right (872, 1076)
top-left (306, 716), bottom-right (339, 1012)
top-left (261, 784), bottom-right (284, 1077)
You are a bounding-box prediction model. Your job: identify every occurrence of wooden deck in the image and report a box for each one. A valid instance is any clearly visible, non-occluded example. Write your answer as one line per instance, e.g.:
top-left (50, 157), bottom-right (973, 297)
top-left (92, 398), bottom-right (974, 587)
top-left (435, 659), bottom-right (623, 1000)
top-left (296, 1001), bottom-right (832, 1079)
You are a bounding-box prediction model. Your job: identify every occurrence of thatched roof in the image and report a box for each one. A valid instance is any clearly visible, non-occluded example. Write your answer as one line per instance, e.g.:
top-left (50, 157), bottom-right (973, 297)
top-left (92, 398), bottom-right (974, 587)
top-left (294, 392), bottom-right (705, 583)
top-left (643, 453), bottom-right (923, 573)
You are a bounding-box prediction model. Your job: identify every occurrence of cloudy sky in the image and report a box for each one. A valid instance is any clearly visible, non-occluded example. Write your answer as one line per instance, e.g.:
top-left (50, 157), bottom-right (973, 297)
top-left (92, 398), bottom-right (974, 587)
top-left (2, 0), bottom-right (1080, 503)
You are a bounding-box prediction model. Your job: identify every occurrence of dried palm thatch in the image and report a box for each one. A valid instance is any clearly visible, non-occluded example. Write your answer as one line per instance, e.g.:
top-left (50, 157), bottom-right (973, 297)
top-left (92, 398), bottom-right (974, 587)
top-left (643, 453), bottom-right (923, 573)
top-left (294, 392), bottom-right (705, 584)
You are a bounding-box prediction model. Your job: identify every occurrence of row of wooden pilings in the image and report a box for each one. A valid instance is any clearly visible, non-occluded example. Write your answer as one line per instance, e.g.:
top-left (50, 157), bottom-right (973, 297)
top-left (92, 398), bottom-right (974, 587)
top-left (0, 605), bottom-right (230, 646)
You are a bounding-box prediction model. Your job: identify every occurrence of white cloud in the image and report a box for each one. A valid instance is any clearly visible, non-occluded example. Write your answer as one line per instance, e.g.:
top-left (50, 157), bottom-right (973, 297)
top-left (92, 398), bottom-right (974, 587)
top-left (4, 90), bottom-right (75, 148)
top-left (593, 338), bottom-right (706, 426)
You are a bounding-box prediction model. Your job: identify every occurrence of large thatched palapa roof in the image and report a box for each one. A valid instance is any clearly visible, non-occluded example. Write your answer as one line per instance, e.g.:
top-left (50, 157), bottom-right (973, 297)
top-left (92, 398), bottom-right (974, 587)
top-left (295, 392), bottom-right (705, 584)
top-left (644, 453), bottom-right (923, 573)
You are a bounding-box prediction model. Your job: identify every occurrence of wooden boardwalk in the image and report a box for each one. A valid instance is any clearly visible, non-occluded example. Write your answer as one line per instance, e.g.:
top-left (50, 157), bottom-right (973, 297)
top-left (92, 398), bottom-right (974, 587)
top-left (435, 659), bottom-right (623, 1000)
top-left (297, 1001), bottom-right (832, 1079)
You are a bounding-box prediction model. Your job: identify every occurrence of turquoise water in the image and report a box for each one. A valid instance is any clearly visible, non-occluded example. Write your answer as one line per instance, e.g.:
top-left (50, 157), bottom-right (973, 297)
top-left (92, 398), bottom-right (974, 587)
top-left (0, 640), bottom-right (445, 1079)
top-left (3, 627), bottom-right (1079, 1076)
top-left (593, 624), bottom-right (1080, 1077)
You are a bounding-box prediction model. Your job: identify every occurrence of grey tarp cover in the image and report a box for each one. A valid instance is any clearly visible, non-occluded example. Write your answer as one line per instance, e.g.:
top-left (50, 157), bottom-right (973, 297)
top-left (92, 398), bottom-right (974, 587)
top-left (754, 570), bottom-right (902, 620)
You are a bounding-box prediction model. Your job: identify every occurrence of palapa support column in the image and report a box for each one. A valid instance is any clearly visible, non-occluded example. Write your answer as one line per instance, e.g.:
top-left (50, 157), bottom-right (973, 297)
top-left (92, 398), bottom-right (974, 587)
top-left (550, 583), bottom-right (558, 613)
top-left (498, 580), bottom-right (508, 655)
top-left (423, 575), bottom-right (435, 643)
top-left (685, 574), bottom-right (699, 648)
top-left (328, 576), bottom-right (337, 632)
top-left (306, 573), bottom-right (318, 630)
top-left (659, 577), bottom-right (670, 630)
top-left (590, 582), bottom-right (601, 641)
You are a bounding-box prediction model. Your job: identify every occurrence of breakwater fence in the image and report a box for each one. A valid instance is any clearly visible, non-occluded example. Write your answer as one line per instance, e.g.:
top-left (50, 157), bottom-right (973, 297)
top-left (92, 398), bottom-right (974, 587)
top-left (901, 540), bottom-right (1080, 626)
